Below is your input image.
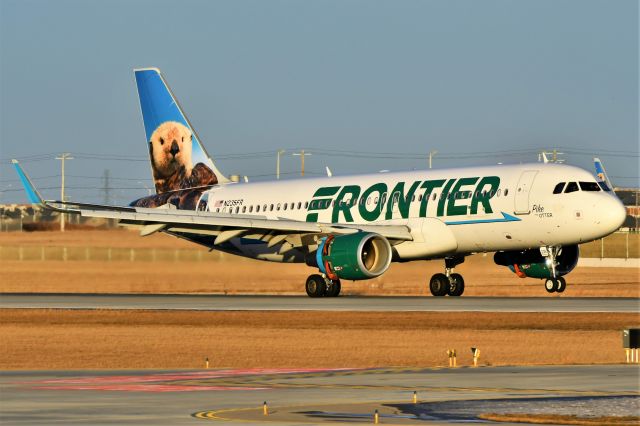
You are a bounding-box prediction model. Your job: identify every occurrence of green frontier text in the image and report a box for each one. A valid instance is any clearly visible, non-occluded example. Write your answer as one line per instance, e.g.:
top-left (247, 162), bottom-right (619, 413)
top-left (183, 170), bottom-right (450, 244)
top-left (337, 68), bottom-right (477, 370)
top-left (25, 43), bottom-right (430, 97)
top-left (305, 176), bottom-right (500, 222)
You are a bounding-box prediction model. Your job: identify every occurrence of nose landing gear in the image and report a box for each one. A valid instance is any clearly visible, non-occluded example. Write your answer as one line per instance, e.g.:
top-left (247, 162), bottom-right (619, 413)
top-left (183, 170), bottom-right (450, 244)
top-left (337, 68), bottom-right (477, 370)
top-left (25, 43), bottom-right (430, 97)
top-left (540, 246), bottom-right (567, 294)
top-left (544, 276), bottom-right (566, 293)
top-left (429, 256), bottom-right (466, 297)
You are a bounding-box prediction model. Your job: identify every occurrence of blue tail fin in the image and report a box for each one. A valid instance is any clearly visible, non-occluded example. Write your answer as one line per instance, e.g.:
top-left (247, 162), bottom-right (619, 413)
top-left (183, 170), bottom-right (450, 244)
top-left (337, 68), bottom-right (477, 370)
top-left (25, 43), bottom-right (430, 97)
top-left (134, 68), bottom-right (228, 194)
top-left (593, 157), bottom-right (614, 190)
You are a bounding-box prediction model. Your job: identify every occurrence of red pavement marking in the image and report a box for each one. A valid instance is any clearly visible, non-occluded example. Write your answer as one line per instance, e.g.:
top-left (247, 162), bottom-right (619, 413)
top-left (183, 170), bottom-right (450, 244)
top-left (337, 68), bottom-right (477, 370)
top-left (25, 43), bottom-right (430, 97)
top-left (21, 368), bottom-right (358, 393)
top-left (37, 384), bottom-right (266, 392)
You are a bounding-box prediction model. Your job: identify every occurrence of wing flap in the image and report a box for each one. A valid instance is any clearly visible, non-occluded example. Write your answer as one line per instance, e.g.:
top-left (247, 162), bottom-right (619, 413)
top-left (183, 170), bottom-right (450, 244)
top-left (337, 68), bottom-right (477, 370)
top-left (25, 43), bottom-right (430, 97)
top-left (79, 207), bottom-right (413, 242)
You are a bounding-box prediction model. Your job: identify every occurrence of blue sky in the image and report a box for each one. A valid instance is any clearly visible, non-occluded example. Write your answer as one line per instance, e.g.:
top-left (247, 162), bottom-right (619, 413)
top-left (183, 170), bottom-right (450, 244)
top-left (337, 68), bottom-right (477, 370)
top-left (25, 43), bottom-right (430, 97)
top-left (0, 0), bottom-right (637, 204)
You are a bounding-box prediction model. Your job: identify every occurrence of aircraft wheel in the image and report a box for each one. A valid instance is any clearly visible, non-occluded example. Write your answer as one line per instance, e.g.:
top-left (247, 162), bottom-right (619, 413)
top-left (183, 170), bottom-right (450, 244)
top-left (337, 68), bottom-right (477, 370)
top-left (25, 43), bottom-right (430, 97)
top-left (556, 277), bottom-right (566, 293)
top-left (306, 274), bottom-right (327, 298)
top-left (325, 280), bottom-right (341, 297)
top-left (448, 273), bottom-right (465, 296)
top-left (544, 278), bottom-right (558, 293)
top-left (429, 273), bottom-right (449, 297)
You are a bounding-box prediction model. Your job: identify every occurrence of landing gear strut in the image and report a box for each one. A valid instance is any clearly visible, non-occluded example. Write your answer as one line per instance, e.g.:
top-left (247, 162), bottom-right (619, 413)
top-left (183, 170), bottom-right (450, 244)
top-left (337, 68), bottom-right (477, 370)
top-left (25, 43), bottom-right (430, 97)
top-left (305, 274), bottom-right (341, 298)
top-left (541, 246), bottom-right (567, 294)
top-left (429, 257), bottom-right (465, 297)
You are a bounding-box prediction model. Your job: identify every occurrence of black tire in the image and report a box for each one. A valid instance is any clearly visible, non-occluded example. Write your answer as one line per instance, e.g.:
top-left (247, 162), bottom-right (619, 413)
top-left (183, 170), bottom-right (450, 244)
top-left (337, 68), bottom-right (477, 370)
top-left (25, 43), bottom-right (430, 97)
top-left (429, 273), bottom-right (449, 296)
top-left (325, 280), bottom-right (341, 297)
top-left (448, 273), bottom-right (465, 296)
top-left (556, 276), bottom-right (566, 293)
top-left (544, 278), bottom-right (557, 293)
top-left (306, 274), bottom-right (326, 298)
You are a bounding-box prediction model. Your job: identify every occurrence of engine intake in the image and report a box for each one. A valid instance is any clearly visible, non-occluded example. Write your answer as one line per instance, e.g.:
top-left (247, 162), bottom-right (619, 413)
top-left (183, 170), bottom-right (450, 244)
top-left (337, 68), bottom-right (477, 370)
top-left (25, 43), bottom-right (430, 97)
top-left (307, 232), bottom-right (392, 280)
top-left (494, 245), bottom-right (579, 279)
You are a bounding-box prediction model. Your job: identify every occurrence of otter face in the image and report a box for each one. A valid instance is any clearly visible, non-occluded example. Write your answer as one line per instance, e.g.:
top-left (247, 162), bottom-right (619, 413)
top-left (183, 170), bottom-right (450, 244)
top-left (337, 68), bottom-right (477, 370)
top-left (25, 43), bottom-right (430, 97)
top-left (149, 121), bottom-right (193, 179)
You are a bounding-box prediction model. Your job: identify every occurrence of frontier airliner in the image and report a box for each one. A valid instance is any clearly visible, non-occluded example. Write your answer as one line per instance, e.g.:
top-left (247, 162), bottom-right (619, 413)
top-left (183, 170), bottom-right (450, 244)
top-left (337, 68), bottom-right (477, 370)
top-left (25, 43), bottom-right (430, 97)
top-left (13, 68), bottom-right (626, 297)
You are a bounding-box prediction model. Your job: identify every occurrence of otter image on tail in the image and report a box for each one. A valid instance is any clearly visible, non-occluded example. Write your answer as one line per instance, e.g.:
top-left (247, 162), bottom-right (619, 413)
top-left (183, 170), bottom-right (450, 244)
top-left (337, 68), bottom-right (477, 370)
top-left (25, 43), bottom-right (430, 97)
top-left (149, 121), bottom-right (217, 193)
top-left (131, 68), bottom-right (228, 209)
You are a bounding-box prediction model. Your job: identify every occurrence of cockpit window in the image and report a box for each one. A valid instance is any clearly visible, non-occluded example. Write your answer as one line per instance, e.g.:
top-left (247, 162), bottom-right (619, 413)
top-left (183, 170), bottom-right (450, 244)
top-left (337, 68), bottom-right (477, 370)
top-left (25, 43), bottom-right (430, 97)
top-left (564, 182), bottom-right (579, 193)
top-left (598, 181), bottom-right (612, 191)
top-left (579, 181), bottom-right (601, 192)
top-left (553, 182), bottom-right (565, 194)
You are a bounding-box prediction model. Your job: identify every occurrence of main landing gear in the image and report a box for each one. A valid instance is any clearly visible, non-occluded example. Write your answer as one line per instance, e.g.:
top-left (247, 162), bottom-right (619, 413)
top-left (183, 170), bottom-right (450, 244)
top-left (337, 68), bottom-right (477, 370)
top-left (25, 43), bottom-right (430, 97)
top-left (305, 274), bottom-right (341, 298)
top-left (541, 246), bottom-right (566, 294)
top-left (429, 257), bottom-right (465, 297)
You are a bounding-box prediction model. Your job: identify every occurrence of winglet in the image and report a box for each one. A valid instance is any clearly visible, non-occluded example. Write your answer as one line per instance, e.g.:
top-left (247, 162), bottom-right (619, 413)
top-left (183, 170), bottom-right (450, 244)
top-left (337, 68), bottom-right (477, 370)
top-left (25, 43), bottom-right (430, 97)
top-left (11, 159), bottom-right (45, 205)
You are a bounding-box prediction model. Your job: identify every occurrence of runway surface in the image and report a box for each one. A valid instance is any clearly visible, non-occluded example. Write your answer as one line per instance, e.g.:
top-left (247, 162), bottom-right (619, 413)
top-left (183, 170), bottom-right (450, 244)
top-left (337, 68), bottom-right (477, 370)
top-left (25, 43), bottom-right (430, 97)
top-left (1, 365), bottom-right (637, 425)
top-left (1, 293), bottom-right (638, 312)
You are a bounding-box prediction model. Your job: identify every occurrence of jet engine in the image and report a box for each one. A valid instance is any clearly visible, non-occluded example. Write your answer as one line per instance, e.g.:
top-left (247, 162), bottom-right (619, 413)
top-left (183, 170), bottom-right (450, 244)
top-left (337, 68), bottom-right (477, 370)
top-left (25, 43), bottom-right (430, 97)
top-left (306, 232), bottom-right (393, 280)
top-left (494, 244), bottom-right (579, 279)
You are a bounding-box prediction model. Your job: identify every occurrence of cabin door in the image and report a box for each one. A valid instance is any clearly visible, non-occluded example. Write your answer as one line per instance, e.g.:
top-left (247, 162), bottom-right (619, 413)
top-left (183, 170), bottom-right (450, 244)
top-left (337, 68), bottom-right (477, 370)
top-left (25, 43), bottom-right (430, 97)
top-left (514, 170), bottom-right (538, 214)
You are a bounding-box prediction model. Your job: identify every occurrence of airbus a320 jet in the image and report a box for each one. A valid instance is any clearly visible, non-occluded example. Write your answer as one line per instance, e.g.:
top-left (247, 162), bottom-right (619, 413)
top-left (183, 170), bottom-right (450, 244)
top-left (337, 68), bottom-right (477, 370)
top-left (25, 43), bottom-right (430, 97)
top-left (13, 68), bottom-right (626, 297)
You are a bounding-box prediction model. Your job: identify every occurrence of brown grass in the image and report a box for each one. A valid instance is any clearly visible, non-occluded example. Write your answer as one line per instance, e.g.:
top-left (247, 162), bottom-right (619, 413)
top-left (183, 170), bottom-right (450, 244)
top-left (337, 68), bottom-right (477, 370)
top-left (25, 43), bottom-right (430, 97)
top-left (1, 309), bottom-right (637, 370)
top-left (1, 231), bottom-right (638, 296)
top-left (479, 413), bottom-right (640, 425)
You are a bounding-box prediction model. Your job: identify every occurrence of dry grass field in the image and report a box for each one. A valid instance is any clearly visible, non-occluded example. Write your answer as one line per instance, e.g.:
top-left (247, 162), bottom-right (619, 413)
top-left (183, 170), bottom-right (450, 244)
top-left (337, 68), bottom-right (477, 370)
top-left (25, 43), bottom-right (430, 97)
top-left (1, 309), bottom-right (637, 370)
top-left (0, 230), bottom-right (638, 296)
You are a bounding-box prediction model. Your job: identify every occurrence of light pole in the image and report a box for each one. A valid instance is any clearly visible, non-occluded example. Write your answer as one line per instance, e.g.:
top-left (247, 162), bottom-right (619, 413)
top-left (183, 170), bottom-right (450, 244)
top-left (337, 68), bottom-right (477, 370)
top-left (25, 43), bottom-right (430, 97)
top-left (428, 150), bottom-right (438, 169)
top-left (55, 153), bottom-right (73, 232)
top-left (276, 149), bottom-right (286, 180)
top-left (292, 150), bottom-right (312, 177)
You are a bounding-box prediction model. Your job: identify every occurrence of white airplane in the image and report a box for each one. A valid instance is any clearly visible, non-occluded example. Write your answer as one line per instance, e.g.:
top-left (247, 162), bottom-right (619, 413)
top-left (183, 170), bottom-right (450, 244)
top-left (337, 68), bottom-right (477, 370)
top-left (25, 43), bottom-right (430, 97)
top-left (12, 68), bottom-right (626, 297)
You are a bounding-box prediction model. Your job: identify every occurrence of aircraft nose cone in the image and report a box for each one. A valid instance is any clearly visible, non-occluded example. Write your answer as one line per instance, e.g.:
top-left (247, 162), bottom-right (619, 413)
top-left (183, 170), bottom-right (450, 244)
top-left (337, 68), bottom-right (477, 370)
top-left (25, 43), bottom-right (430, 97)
top-left (606, 197), bottom-right (627, 231)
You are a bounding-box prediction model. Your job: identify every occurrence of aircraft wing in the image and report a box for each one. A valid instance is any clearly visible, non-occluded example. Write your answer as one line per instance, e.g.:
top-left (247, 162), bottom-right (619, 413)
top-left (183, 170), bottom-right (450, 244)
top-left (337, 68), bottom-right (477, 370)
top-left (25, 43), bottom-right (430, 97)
top-left (77, 207), bottom-right (412, 242)
top-left (12, 160), bottom-right (412, 245)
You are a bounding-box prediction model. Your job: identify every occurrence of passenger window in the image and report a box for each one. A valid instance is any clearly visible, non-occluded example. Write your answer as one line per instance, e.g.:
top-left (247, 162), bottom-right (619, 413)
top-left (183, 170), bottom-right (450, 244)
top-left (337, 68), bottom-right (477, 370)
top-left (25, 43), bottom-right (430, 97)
top-left (579, 182), bottom-right (601, 192)
top-left (432, 193), bottom-right (437, 201)
top-left (242, 206), bottom-right (246, 213)
top-left (256, 205), bottom-right (260, 212)
top-left (290, 202), bottom-right (294, 209)
top-left (283, 203), bottom-right (287, 211)
top-left (565, 182), bottom-right (579, 193)
top-left (235, 206), bottom-right (240, 213)
top-left (418, 194), bottom-right (423, 202)
top-left (553, 182), bottom-right (565, 194)
top-left (504, 189), bottom-right (509, 196)
top-left (216, 208), bottom-right (220, 213)
top-left (304, 201), bottom-right (309, 209)
top-left (297, 202), bottom-right (301, 209)
top-left (270, 204), bottom-right (274, 211)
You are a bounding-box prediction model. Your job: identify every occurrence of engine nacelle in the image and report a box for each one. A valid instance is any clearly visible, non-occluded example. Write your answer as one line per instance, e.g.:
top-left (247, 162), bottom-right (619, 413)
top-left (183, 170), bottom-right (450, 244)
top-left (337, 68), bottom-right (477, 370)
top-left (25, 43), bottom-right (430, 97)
top-left (307, 232), bottom-right (392, 280)
top-left (494, 245), bottom-right (579, 279)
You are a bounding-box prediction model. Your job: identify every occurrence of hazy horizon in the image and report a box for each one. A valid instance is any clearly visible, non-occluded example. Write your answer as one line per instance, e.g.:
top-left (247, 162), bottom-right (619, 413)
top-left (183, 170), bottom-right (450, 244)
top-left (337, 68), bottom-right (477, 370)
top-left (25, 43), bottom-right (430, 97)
top-left (1, 0), bottom-right (637, 204)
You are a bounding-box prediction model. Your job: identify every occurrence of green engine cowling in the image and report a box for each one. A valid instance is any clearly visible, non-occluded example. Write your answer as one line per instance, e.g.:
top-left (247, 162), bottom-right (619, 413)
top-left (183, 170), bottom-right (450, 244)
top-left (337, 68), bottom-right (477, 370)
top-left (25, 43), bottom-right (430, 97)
top-left (311, 232), bottom-right (393, 280)
top-left (494, 245), bottom-right (579, 279)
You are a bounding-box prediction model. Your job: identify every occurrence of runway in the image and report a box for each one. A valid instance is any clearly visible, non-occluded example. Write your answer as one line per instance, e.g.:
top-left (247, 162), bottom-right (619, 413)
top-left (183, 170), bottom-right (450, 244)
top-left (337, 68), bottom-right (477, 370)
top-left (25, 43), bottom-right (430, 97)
top-left (1, 293), bottom-right (638, 312)
top-left (1, 365), bottom-right (637, 425)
